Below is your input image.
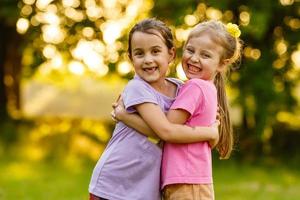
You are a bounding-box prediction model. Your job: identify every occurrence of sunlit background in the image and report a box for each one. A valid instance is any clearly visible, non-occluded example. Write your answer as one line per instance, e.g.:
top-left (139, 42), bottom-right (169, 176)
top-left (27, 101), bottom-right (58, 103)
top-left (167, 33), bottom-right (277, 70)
top-left (0, 0), bottom-right (300, 199)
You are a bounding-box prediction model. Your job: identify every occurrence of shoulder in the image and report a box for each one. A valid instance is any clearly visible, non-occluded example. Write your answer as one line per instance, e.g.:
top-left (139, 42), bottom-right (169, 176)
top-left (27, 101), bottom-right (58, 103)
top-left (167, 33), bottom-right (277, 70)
top-left (126, 78), bottom-right (146, 87)
top-left (122, 78), bottom-right (158, 111)
top-left (185, 79), bottom-right (215, 90)
top-left (125, 78), bottom-right (151, 92)
top-left (186, 78), bottom-right (206, 86)
top-left (167, 77), bottom-right (184, 86)
top-left (122, 77), bottom-right (156, 102)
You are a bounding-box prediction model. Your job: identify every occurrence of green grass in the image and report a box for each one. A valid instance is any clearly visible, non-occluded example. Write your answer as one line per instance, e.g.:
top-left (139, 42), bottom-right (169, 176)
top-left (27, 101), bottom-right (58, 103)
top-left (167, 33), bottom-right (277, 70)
top-left (0, 158), bottom-right (300, 200)
top-left (0, 158), bottom-right (93, 200)
top-left (213, 161), bottom-right (300, 200)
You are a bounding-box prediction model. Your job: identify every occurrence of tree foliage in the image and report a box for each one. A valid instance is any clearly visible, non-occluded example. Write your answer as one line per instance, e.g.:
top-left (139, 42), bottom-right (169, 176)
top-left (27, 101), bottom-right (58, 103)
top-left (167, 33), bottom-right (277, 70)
top-left (0, 0), bottom-right (299, 159)
top-left (152, 0), bottom-right (300, 157)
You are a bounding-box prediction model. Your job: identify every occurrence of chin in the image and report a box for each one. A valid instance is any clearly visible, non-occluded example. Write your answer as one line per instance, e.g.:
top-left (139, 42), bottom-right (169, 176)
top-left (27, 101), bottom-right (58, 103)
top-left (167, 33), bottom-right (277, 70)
top-left (138, 74), bottom-right (159, 83)
top-left (145, 77), bottom-right (160, 83)
top-left (186, 74), bottom-right (196, 79)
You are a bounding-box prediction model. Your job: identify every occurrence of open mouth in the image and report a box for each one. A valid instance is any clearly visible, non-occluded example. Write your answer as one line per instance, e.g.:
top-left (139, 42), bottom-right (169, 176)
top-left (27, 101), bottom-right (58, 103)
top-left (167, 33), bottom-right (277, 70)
top-left (187, 64), bottom-right (201, 73)
top-left (143, 67), bottom-right (158, 73)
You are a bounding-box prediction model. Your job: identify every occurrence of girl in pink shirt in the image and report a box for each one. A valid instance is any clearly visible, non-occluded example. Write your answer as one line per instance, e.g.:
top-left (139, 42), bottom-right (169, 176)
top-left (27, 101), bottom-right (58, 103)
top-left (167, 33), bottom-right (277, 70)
top-left (114, 20), bottom-right (242, 199)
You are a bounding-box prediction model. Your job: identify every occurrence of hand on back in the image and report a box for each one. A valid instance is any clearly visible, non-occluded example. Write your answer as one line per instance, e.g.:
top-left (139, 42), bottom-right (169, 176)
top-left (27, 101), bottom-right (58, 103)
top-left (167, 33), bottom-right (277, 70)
top-left (111, 95), bottom-right (126, 122)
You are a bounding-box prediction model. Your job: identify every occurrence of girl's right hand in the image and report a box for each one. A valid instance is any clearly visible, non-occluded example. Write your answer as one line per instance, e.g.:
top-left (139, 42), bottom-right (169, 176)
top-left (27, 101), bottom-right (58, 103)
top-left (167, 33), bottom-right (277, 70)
top-left (111, 96), bottom-right (126, 122)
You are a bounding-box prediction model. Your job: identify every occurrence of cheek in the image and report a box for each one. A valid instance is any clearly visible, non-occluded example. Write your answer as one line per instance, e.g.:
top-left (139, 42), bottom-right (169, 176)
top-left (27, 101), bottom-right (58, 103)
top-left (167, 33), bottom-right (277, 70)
top-left (181, 56), bottom-right (188, 65)
top-left (182, 54), bottom-right (191, 65)
top-left (133, 59), bottom-right (142, 65)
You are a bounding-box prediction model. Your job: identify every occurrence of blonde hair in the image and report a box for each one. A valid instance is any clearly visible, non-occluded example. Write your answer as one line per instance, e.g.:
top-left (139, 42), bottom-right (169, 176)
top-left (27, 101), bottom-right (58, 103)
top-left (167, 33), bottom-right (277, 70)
top-left (187, 20), bottom-right (243, 159)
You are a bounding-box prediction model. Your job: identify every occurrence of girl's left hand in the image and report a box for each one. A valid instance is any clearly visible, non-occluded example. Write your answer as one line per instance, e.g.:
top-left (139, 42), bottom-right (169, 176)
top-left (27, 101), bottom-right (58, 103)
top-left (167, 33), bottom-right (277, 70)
top-left (209, 120), bottom-right (220, 149)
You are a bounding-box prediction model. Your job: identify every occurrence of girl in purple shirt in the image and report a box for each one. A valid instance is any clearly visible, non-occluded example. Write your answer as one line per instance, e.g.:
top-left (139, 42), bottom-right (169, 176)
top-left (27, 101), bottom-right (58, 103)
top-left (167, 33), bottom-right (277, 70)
top-left (114, 20), bottom-right (243, 199)
top-left (89, 18), bottom-right (219, 200)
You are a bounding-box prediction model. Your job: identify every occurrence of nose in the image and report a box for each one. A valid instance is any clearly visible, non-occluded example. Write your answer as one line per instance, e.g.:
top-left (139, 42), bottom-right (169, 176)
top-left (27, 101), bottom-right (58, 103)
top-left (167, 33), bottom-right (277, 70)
top-left (144, 53), bottom-right (154, 64)
top-left (190, 54), bottom-right (200, 63)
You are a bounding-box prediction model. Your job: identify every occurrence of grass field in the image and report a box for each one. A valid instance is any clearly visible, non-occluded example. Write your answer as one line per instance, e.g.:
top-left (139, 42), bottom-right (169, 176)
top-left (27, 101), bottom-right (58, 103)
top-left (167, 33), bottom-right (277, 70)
top-left (213, 161), bottom-right (300, 200)
top-left (0, 158), bottom-right (299, 200)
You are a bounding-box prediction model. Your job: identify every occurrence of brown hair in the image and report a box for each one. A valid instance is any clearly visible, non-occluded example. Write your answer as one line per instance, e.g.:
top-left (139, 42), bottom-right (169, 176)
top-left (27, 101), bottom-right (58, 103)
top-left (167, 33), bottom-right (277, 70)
top-left (128, 18), bottom-right (175, 59)
top-left (187, 20), bottom-right (243, 159)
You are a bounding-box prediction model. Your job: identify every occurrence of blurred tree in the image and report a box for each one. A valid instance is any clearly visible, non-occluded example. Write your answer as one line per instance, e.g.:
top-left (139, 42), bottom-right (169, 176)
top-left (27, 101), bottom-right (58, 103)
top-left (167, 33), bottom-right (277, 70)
top-left (0, 0), bottom-right (298, 160)
top-left (0, 0), bottom-right (22, 121)
top-left (226, 0), bottom-right (299, 158)
top-left (151, 0), bottom-right (300, 159)
top-left (0, 0), bottom-right (22, 149)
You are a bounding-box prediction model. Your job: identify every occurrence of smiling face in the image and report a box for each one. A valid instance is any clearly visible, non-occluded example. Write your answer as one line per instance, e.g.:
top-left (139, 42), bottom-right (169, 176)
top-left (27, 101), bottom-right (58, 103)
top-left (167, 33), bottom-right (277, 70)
top-left (130, 30), bottom-right (175, 84)
top-left (182, 33), bottom-right (225, 81)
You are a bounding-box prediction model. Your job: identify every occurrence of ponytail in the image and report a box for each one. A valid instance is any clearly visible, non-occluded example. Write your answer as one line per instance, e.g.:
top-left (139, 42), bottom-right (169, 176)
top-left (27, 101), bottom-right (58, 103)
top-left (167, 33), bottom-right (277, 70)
top-left (214, 72), bottom-right (233, 159)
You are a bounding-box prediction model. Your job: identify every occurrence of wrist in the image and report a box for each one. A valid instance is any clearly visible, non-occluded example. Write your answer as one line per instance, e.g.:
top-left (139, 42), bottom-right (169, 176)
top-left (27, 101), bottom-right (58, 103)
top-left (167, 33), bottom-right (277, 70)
top-left (115, 111), bottom-right (123, 121)
top-left (118, 112), bottom-right (126, 121)
top-left (195, 126), bottom-right (211, 140)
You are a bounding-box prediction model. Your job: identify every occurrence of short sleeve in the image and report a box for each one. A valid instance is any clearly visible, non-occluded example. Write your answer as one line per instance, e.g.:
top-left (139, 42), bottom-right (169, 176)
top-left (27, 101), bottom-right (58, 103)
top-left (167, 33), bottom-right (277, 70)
top-left (122, 79), bottom-right (158, 113)
top-left (170, 79), bottom-right (204, 116)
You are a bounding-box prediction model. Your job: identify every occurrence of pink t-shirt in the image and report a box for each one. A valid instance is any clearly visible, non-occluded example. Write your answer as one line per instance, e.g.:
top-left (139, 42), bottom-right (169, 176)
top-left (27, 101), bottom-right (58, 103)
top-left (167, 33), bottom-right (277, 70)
top-left (161, 78), bottom-right (218, 189)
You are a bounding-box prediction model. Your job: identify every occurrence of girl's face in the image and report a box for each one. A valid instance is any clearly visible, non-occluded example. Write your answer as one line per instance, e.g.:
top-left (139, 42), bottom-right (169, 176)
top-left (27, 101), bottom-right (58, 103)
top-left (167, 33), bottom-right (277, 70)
top-left (130, 31), bottom-right (175, 84)
top-left (182, 33), bottom-right (225, 81)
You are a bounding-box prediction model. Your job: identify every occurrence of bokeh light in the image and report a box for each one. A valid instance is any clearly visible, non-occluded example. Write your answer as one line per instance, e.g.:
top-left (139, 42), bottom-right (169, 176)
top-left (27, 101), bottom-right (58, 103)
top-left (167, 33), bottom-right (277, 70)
top-left (117, 61), bottom-right (133, 75)
top-left (239, 11), bottom-right (250, 26)
top-left (16, 18), bottom-right (30, 34)
top-left (206, 7), bottom-right (222, 20)
top-left (291, 50), bottom-right (300, 69)
top-left (279, 0), bottom-right (294, 6)
top-left (276, 40), bottom-right (288, 55)
top-left (184, 15), bottom-right (198, 26)
top-left (68, 60), bottom-right (85, 75)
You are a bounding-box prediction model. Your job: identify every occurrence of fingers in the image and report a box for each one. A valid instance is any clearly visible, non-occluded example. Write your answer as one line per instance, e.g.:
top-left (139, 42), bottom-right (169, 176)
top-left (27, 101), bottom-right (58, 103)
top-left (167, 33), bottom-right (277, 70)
top-left (216, 106), bottom-right (221, 120)
top-left (112, 95), bottom-right (125, 109)
top-left (212, 120), bottom-right (220, 128)
top-left (112, 102), bottom-right (118, 109)
top-left (112, 94), bottom-right (122, 108)
top-left (116, 95), bottom-right (122, 104)
top-left (118, 96), bottom-right (124, 106)
top-left (116, 94), bottom-right (121, 102)
top-left (209, 140), bottom-right (217, 149)
top-left (110, 110), bottom-right (118, 122)
top-left (111, 94), bottom-right (125, 123)
top-left (209, 132), bottom-right (220, 148)
top-left (216, 112), bottom-right (220, 121)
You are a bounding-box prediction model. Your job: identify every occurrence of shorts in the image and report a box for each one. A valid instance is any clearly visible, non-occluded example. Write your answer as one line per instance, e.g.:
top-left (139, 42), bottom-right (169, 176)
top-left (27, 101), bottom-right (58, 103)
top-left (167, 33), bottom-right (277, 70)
top-left (89, 193), bottom-right (109, 200)
top-left (163, 184), bottom-right (215, 200)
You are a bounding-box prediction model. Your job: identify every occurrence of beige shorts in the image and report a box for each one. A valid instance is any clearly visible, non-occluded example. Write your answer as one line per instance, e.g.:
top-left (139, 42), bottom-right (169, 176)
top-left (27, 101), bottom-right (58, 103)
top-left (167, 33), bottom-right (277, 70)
top-left (163, 184), bottom-right (215, 200)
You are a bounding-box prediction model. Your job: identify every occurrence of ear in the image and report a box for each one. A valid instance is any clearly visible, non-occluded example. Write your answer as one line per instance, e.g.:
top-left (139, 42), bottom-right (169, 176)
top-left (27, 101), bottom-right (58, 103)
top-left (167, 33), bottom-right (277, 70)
top-left (168, 47), bottom-right (176, 63)
top-left (217, 59), bottom-right (230, 72)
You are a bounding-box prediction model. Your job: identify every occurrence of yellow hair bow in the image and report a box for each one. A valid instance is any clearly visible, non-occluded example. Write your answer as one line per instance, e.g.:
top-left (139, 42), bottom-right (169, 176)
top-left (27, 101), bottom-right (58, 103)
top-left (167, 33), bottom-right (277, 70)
top-left (226, 23), bottom-right (241, 38)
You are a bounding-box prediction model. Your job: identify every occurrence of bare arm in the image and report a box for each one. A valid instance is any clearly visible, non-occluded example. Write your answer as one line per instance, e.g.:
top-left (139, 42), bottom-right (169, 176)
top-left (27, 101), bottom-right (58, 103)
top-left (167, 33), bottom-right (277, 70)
top-left (136, 103), bottom-right (217, 143)
top-left (115, 102), bottom-right (218, 143)
top-left (167, 108), bottom-right (219, 147)
top-left (114, 104), bottom-right (159, 138)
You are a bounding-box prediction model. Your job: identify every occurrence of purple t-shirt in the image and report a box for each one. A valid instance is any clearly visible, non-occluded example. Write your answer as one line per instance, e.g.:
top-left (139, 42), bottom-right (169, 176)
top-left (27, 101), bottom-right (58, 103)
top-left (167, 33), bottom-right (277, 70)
top-left (89, 75), bottom-right (182, 200)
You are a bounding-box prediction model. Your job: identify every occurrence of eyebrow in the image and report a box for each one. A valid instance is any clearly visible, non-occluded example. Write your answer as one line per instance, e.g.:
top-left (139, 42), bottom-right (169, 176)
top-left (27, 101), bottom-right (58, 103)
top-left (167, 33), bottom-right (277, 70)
top-left (185, 43), bottom-right (196, 49)
top-left (133, 45), bottom-right (162, 52)
top-left (186, 44), bottom-right (213, 53)
top-left (152, 45), bottom-right (162, 49)
top-left (201, 49), bottom-right (213, 54)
